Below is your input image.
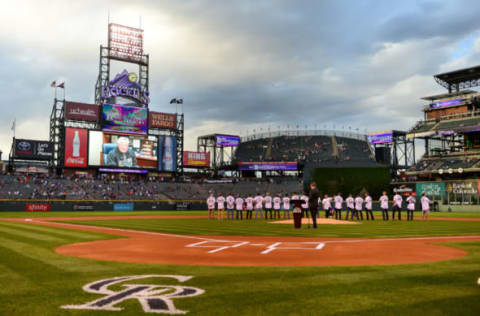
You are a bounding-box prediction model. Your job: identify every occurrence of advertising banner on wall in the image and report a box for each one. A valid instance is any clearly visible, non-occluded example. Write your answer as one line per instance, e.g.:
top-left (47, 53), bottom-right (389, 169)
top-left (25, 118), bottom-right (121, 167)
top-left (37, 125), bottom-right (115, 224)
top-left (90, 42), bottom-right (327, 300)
top-left (183, 151), bottom-right (210, 167)
top-left (14, 139), bottom-right (54, 160)
top-left (64, 128), bottom-right (88, 167)
top-left (102, 103), bottom-right (148, 134)
top-left (25, 203), bottom-right (50, 212)
top-left (65, 102), bottom-right (99, 121)
top-left (237, 161), bottom-right (297, 171)
top-left (416, 182), bottom-right (446, 198)
top-left (149, 112), bottom-right (177, 129)
top-left (158, 136), bottom-right (177, 172)
top-left (446, 182), bottom-right (479, 195)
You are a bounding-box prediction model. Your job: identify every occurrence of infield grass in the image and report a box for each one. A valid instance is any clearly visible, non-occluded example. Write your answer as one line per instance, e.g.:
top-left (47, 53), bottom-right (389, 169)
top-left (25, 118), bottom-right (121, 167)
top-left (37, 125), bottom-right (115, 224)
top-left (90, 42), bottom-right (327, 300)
top-left (0, 211), bottom-right (479, 315)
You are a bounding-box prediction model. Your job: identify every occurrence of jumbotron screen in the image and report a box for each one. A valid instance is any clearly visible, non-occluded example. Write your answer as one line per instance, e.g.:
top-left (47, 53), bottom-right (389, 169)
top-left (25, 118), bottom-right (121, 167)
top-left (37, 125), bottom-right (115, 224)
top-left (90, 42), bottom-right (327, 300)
top-left (367, 131), bottom-right (393, 144)
top-left (88, 131), bottom-right (158, 169)
top-left (102, 103), bottom-right (148, 135)
top-left (216, 135), bottom-right (240, 146)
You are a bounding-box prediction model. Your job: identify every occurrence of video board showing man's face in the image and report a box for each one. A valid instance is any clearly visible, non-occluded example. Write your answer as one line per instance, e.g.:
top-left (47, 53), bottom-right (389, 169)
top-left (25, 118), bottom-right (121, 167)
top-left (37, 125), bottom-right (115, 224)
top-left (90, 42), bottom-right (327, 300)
top-left (88, 131), bottom-right (158, 169)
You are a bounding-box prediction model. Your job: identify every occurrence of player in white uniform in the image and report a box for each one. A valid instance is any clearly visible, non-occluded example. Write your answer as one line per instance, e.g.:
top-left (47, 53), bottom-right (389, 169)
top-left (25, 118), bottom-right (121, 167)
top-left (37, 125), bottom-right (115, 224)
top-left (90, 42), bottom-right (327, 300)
top-left (392, 193), bottom-right (403, 220)
top-left (301, 193), bottom-right (309, 218)
top-left (282, 193), bottom-right (291, 219)
top-left (226, 193), bottom-right (235, 220)
top-left (354, 194), bottom-right (364, 220)
top-left (216, 194), bottom-right (226, 220)
top-left (264, 193), bottom-right (273, 220)
top-left (206, 194), bottom-right (216, 219)
top-left (322, 194), bottom-right (333, 218)
top-left (364, 192), bottom-right (374, 220)
top-left (245, 194), bottom-right (254, 220)
top-left (406, 194), bottom-right (416, 221)
top-left (254, 194), bottom-right (264, 219)
top-left (379, 191), bottom-right (389, 221)
top-left (273, 194), bottom-right (282, 219)
top-left (420, 193), bottom-right (431, 220)
top-left (334, 193), bottom-right (343, 220)
top-left (345, 194), bottom-right (354, 220)
top-left (235, 195), bottom-right (244, 220)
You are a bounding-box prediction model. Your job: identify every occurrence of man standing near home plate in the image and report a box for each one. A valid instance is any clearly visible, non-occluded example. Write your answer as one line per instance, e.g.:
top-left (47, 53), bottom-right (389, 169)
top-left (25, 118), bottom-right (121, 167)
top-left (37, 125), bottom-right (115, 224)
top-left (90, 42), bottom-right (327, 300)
top-left (308, 182), bottom-right (320, 228)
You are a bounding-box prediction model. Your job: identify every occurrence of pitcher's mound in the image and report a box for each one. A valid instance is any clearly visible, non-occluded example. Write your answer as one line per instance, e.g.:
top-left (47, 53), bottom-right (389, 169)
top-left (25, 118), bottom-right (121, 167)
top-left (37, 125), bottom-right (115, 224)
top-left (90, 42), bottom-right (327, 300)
top-left (271, 218), bottom-right (359, 225)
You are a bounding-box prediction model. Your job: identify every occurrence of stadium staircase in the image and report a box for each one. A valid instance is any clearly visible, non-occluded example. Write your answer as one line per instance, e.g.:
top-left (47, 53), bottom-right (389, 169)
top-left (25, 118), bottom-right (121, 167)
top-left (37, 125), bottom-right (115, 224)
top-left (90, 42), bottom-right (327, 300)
top-left (331, 136), bottom-right (339, 159)
top-left (265, 138), bottom-right (274, 160)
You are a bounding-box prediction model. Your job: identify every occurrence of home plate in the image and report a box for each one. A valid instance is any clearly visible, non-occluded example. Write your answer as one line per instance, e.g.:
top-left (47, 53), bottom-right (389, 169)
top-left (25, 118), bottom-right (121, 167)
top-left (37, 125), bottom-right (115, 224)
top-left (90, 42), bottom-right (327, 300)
top-left (270, 218), bottom-right (359, 225)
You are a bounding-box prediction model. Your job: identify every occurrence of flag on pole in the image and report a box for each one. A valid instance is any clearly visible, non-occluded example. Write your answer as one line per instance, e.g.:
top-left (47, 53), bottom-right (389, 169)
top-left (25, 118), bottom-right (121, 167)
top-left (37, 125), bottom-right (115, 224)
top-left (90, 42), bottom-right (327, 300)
top-left (50, 81), bottom-right (56, 88)
top-left (177, 98), bottom-right (183, 104)
top-left (57, 82), bottom-right (65, 89)
top-left (11, 119), bottom-right (16, 131)
top-left (169, 98), bottom-right (177, 104)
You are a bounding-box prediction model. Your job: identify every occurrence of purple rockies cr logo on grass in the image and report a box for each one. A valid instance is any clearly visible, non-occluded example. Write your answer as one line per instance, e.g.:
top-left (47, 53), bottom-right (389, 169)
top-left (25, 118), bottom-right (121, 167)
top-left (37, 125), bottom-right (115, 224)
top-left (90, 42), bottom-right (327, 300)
top-left (61, 275), bottom-right (204, 314)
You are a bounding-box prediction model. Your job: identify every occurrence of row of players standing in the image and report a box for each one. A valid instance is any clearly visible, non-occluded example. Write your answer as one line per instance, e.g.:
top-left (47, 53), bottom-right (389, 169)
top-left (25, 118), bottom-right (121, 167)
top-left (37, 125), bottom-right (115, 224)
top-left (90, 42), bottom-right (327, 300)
top-left (206, 185), bottom-right (431, 222)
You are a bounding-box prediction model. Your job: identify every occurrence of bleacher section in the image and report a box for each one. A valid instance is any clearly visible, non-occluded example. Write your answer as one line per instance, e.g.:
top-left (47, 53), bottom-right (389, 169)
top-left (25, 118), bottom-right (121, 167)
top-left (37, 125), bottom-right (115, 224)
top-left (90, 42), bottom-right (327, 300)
top-left (407, 155), bottom-right (480, 174)
top-left (0, 175), bottom-right (303, 201)
top-left (235, 135), bottom-right (374, 164)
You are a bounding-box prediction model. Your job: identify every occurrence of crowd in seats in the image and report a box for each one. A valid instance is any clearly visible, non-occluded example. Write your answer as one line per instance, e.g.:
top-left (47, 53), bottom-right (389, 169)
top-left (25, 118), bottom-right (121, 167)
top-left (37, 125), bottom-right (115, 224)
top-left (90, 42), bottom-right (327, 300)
top-left (0, 175), bottom-right (170, 200)
top-left (234, 138), bottom-right (269, 162)
top-left (336, 137), bottom-right (373, 162)
top-left (408, 156), bottom-right (480, 172)
top-left (269, 136), bottom-right (333, 162)
top-left (235, 135), bottom-right (374, 164)
top-left (0, 174), bottom-right (303, 201)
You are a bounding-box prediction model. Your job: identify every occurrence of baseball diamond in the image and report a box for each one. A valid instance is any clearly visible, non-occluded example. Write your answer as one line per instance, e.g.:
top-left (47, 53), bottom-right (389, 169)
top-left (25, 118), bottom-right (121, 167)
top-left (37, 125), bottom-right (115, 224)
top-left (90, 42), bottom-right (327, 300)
top-left (4, 2), bottom-right (480, 315)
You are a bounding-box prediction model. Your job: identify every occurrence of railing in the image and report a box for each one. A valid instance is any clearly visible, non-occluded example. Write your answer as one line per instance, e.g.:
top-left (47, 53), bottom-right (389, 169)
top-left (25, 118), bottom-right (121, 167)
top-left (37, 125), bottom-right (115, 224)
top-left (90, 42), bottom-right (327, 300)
top-left (241, 129), bottom-right (367, 142)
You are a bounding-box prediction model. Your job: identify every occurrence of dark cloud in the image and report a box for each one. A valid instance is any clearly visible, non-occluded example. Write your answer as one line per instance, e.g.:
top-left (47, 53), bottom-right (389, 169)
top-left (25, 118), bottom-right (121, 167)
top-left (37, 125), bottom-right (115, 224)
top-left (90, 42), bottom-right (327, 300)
top-left (1, 0), bottom-right (480, 154)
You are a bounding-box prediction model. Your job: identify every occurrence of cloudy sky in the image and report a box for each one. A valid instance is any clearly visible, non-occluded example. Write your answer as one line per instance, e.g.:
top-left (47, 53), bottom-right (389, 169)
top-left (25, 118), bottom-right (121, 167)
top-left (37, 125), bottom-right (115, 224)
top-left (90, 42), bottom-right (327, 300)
top-left (2, 0), bottom-right (480, 157)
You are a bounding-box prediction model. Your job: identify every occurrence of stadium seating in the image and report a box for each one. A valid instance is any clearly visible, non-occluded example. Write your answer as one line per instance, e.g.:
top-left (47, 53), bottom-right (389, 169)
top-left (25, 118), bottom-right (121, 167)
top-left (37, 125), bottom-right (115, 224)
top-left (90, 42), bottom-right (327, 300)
top-left (235, 135), bottom-right (374, 164)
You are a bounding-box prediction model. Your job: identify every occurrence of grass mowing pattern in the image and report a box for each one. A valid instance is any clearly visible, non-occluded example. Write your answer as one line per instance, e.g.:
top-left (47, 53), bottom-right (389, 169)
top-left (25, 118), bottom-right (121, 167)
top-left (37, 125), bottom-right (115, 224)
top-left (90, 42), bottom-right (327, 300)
top-left (0, 212), bottom-right (479, 315)
top-left (61, 216), bottom-right (480, 238)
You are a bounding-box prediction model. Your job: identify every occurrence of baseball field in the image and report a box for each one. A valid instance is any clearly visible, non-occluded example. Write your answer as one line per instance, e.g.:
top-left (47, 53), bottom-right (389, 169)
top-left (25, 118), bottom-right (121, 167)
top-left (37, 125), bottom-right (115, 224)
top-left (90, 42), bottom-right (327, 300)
top-left (0, 210), bottom-right (479, 315)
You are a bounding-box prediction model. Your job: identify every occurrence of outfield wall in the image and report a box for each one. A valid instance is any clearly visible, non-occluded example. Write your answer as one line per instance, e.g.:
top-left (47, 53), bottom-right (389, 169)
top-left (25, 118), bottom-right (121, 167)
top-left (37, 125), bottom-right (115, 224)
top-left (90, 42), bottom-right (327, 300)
top-left (0, 200), bottom-right (205, 212)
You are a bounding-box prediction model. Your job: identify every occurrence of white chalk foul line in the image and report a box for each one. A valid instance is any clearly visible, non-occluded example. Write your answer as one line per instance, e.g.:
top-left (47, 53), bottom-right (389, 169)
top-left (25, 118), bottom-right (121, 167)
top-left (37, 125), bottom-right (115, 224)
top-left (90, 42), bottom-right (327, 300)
top-left (29, 219), bottom-right (237, 243)
top-left (323, 235), bottom-right (480, 244)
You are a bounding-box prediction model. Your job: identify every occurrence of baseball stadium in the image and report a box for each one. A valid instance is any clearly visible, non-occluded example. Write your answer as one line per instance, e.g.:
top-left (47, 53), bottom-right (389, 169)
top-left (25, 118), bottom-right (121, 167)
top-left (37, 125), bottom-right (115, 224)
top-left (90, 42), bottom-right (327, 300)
top-left (1, 4), bottom-right (480, 316)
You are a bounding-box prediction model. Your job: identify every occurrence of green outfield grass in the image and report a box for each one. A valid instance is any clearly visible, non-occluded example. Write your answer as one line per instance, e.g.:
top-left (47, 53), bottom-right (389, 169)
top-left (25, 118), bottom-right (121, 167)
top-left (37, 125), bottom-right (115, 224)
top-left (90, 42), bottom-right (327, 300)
top-left (0, 211), bottom-right (479, 315)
